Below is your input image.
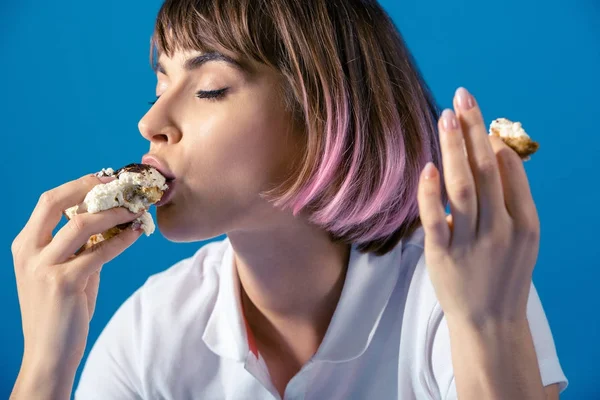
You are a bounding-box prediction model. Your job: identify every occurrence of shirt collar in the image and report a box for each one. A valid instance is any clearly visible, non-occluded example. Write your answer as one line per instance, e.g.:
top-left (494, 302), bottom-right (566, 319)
top-left (202, 236), bottom-right (404, 363)
top-left (202, 239), bottom-right (250, 361)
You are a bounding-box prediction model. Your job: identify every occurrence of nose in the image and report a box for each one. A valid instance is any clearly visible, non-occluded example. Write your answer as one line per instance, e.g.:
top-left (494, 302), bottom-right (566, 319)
top-left (138, 102), bottom-right (182, 145)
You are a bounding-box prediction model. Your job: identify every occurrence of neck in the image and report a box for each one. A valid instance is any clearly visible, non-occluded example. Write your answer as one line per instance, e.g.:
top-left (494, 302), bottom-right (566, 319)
top-left (228, 216), bottom-right (351, 359)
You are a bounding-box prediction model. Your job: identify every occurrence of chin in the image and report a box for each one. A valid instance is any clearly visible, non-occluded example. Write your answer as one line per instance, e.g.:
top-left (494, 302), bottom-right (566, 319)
top-left (156, 205), bottom-right (226, 243)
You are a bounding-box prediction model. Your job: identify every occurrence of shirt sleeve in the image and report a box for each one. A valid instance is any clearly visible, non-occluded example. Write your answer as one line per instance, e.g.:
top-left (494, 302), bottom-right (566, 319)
top-left (432, 282), bottom-right (568, 400)
top-left (74, 291), bottom-right (144, 400)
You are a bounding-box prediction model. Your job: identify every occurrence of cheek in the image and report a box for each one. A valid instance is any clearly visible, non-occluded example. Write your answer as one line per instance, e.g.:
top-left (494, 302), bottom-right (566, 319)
top-left (192, 97), bottom-right (300, 194)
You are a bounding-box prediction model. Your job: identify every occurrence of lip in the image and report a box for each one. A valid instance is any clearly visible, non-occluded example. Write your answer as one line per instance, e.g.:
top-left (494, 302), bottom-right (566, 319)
top-left (141, 154), bottom-right (176, 181)
top-left (155, 180), bottom-right (176, 207)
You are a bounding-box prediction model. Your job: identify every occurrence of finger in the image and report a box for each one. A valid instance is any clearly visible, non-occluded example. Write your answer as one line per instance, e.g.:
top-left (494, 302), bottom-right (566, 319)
top-left (42, 207), bottom-right (144, 264)
top-left (453, 87), bottom-right (506, 235)
top-left (418, 162), bottom-right (451, 248)
top-left (438, 108), bottom-right (477, 245)
top-left (24, 174), bottom-right (116, 249)
top-left (64, 226), bottom-right (143, 284)
top-left (489, 136), bottom-right (539, 230)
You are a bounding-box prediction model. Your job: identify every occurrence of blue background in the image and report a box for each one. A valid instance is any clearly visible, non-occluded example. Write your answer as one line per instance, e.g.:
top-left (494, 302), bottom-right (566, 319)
top-left (1, 1), bottom-right (598, 398)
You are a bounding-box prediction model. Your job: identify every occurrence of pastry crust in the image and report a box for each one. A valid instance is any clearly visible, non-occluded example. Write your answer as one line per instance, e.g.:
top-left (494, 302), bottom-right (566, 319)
top-left (489, 118), bottom-right (539, 161)
top-left (492, 134), bottom-right (539, 160)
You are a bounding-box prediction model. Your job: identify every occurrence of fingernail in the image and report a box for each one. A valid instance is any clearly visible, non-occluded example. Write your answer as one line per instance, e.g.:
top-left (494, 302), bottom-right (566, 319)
top-left (131, 221), bottom-right (143, 231)
top-left (456, 87), bottom-right (475, 110)
top-left (441, 109), bottom-right (458, 131)
top-left (423, 162), bottom-right (437, 179)
top-left (97, 176), bottom-right (115, 183)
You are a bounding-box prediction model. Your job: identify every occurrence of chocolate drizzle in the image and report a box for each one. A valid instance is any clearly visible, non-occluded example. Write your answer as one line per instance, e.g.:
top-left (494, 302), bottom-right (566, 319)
top-left (115, 163), bottom-right (155, 176)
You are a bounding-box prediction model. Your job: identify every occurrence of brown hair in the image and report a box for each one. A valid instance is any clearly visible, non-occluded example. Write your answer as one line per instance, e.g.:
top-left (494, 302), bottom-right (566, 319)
top-left (151, 0), bottom-right (448, 256)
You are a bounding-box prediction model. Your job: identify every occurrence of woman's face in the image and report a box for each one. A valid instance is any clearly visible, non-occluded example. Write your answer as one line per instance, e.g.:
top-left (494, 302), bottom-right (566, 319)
top-left (138, 49), bottom-right (305, 242)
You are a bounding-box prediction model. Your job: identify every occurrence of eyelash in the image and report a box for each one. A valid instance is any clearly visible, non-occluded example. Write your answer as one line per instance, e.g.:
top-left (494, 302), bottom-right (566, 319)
top-left (148, 88), bottom-right (229, 106)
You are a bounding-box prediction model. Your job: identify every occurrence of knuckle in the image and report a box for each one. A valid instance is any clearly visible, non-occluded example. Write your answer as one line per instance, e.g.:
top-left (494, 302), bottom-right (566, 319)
top-left (494, 224), bottom-right (512, 247)
top-left (11, 234), bottom-right (22, 255)
top-left (38, 190), bottom-right (56, 208)
top-left (81, 174), bottom-right (100, 185)
top-left (110, 206), bottom-right (132, 219)
top-left (68, 215), bottom-right (88, 235)
top-left (31, 262), bottom-right (46, 280)
top-left (493, 233), bottom-right (511, 253)
top-left (451, 180), bottom-right (474, 202)
top-left (100, 206), bottom-right (123, 220)
top-left (110, 229), bottom-right (133, 247)
top-left (89, 241), bottom-right (112, 264)
top-left (514, 220), bottom-right (539, 242)
top-left (423, 217), bottom-right (447, 234)
top-left (473, 120), bottom-right (487, 132)
top-left (11, 231), bottom-right (30, 266)
top-left (480, 235), bottom-right (504, 258)
top-left (510, 210), bottom-right (539, 240)
top-left (499, 147), bottom-right (522, 168)
top-left (463, 113), bottom-right (485, 130)
top-left (45, 268), bottom-right (75, 293)
top-left (477, 158), bottom-right (498, 177)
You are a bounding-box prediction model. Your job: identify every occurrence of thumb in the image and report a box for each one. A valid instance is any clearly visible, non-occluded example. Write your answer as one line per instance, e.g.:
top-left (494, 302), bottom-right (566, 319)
top-left (65, 227), bottom-right (143, 285)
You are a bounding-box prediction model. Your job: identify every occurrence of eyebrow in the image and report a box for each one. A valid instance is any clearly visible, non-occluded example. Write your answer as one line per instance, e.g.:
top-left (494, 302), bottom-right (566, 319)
top-left (154, 52), bottom-right (248, 75)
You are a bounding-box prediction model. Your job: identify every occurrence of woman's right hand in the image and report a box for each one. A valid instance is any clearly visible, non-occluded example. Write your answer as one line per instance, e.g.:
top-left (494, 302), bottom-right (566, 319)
top-left (11, 174), bottom-right (145, 399)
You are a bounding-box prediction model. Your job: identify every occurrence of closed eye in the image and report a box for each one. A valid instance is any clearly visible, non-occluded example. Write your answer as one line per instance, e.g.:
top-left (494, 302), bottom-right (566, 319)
top-left (147, 88), bottom-right (229, 106)
top-left (196, 88), bottom-right (229, 101)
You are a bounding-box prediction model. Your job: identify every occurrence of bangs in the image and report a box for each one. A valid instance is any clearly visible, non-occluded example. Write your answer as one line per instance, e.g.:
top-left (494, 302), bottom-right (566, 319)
top-left (150, 0), bottom-right (278, 71)
top-left (147, 0), bottom-right (445, 255)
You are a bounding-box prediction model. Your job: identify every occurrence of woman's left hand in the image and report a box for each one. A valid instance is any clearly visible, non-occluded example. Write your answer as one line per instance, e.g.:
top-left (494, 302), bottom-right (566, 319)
top-left (417, 87), bottom-right (540, 326)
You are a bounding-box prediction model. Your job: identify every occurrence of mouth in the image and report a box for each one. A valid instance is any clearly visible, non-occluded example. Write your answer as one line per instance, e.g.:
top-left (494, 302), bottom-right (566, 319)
top-left (141, 154), bottom-right (176, 181)
top-left (155, 180), bottom-right (176, 207)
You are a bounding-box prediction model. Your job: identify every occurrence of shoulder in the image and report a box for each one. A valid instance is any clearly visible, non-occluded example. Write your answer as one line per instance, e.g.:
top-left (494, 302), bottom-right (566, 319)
top-left (134, 238), bottom-right (229, 330)
top-left (76, 238), bottom-right (231, 398)
top-left (386, 225), bottom-right (443, 371)
top-left (393, 226), bottom-right (449, 393)
top-left (101, 237), bottom-right (231, 355)
top-left (397, 225), bottom-right (439, 321)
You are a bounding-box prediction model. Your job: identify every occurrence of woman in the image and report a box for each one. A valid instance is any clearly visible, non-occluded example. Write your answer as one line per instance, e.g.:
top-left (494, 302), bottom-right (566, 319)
top-left (10, 0), bottom-right (567, 398)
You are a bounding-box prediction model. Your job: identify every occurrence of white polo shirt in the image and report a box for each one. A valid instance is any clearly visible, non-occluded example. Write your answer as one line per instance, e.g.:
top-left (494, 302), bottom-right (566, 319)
top-left (75, 226), bottom-right (568, 399)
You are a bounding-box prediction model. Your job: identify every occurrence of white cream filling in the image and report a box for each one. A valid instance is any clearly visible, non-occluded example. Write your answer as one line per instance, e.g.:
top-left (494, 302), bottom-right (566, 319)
top-left (489, 118), bottom-right (530, 139)
top-left (96, 167), bottom-right (115, 177)
top-left (65, 167), bottom-right (167, 236)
